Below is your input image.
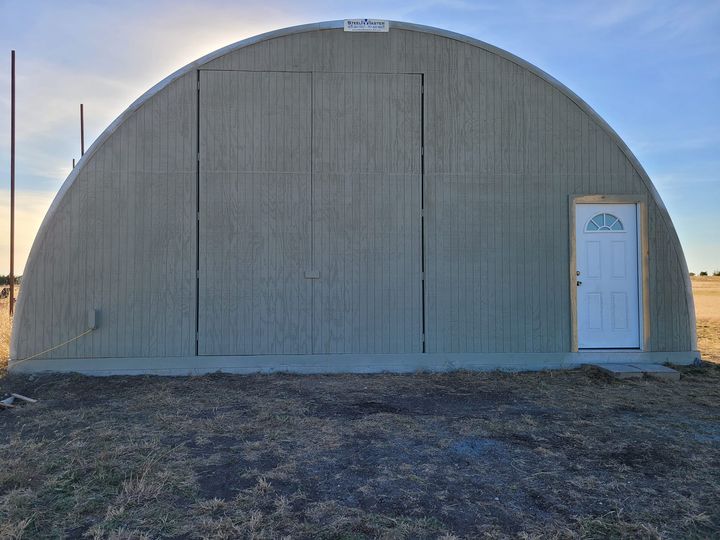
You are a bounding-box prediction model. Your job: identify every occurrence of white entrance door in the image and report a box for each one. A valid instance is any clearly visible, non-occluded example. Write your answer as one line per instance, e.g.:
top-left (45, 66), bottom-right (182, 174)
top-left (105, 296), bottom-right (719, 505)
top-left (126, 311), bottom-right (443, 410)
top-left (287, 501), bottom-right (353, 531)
top-left (576, 203), bottom-right (640, 348)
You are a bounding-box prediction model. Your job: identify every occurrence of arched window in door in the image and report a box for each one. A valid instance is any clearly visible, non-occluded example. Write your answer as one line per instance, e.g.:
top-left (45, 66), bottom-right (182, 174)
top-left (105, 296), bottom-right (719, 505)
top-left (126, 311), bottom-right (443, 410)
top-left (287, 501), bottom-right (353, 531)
top-left (585, 213), bottom-right (624, 232)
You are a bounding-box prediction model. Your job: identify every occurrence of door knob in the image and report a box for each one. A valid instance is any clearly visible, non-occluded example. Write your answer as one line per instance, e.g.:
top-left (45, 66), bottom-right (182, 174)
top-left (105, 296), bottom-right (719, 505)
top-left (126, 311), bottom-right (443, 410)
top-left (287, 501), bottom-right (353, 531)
top-left (577, 281), bottom-right (582, 286)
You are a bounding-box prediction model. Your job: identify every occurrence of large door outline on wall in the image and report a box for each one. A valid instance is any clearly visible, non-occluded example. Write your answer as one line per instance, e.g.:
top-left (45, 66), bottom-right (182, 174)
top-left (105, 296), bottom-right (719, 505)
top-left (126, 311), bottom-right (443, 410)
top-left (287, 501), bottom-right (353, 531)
top-left (198, 70), bottom-right (423, 355)
top-left (311, 72), bottom-right (423, 353)
top-left (574, 203), bottom-right (641, 349)
top-left (198, 70), bottom-right (313, 355)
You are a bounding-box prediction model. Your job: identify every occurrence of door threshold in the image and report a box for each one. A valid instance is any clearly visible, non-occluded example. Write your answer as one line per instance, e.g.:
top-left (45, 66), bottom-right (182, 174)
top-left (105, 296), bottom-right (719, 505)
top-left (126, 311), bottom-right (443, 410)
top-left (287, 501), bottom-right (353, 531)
top-left (579, 348), bottom-right (641, 351)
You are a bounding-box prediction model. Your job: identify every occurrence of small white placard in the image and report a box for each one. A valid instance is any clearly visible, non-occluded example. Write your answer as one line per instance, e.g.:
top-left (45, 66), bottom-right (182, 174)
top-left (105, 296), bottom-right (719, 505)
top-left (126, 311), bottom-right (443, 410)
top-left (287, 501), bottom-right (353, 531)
top-left (344, 19), bottom-right (390, 32)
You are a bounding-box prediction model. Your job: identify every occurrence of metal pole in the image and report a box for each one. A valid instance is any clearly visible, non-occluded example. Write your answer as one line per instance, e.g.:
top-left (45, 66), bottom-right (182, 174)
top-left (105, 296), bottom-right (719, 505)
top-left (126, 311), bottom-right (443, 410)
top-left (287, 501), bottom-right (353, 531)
top-left (72, 158), bottom-right (75, 168)
top-left (9, 50), bottom-right (15, 316)
top-left (80, 103), bottom-right (84, 156)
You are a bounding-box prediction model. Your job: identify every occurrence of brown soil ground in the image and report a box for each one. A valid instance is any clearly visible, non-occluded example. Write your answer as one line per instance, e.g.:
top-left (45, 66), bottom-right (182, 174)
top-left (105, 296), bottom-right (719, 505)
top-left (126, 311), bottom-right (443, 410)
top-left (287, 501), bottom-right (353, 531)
top-left (0, 279), bottom-right (718, 538)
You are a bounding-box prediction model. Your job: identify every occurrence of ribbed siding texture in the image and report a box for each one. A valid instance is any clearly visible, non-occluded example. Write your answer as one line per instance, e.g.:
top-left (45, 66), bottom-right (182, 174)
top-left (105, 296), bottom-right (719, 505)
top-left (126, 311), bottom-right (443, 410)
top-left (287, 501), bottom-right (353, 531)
top-left (15, 74), bottom-right (197, 359)
top-left (199, 71), bottom-right (312, 355)
top-left (312, 73), bottom-right (422, 353)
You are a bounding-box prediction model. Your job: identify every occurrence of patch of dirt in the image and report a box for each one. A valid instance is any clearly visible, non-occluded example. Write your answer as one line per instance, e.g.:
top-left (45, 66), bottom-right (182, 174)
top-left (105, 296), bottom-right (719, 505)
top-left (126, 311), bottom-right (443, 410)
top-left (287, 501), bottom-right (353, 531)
top-left (313, 399), bottom-right (408, 417)
top-left (449, 437), bottom-right (510, 459)
top-left (601, 441), bottom-right (681, 474)
top-left (196, 460), bottom-right (262, 500)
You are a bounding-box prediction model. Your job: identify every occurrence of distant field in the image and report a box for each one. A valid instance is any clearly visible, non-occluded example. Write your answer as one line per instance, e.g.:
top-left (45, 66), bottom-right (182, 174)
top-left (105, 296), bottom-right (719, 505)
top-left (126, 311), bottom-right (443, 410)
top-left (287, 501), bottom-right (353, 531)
top-left (0, 289), bottom-right (14, 377)
top-left (692, 275), bottom-right (720, 362)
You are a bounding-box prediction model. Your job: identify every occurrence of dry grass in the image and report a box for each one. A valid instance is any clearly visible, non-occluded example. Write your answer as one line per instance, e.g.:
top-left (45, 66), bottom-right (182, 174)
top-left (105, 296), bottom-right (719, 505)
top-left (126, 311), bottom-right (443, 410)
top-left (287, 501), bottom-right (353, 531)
top-left (0, 297), bottom-right (11, 378)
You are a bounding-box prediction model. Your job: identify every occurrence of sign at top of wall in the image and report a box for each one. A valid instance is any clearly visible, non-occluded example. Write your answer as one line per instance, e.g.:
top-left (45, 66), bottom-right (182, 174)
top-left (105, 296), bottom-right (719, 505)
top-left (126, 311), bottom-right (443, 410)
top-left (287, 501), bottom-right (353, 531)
top-left (343, 19), bottom-right (390, 32)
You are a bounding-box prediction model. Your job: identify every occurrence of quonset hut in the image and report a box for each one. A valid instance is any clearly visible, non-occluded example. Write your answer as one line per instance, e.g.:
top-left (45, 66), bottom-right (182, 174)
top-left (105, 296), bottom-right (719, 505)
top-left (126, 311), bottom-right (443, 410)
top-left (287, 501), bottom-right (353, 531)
top-left (11, 21), bottom-right (699, 375)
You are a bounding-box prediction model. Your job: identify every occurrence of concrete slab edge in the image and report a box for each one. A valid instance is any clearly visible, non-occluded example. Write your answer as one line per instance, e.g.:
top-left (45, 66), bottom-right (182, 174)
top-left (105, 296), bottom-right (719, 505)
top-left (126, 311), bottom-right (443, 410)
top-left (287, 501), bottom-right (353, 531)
top-left (9, 351), bottom-right (699, 377)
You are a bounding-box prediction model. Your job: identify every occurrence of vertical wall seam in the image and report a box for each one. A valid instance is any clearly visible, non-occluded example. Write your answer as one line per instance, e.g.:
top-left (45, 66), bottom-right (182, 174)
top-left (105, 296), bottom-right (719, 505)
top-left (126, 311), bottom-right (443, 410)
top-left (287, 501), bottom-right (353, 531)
top-left (420, 73), bottom-right (426, 353)
top-left (195, 70), bottom-right (201, 355)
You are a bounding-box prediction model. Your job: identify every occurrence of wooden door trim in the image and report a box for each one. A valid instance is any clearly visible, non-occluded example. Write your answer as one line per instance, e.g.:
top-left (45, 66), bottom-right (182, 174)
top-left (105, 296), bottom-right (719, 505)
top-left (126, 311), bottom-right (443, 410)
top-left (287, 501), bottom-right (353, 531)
top-left (569, 194), bottom-right (649, 352)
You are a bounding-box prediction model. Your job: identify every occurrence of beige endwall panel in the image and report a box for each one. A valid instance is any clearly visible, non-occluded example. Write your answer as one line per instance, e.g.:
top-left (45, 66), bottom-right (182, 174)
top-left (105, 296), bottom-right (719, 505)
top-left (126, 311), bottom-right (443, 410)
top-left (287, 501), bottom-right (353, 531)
top-left (199, 71), bottom-right (312, 355)
top-left (312, 73), bottom-right (423, 353)
top-left (14, 74), bottom-right (197, 359)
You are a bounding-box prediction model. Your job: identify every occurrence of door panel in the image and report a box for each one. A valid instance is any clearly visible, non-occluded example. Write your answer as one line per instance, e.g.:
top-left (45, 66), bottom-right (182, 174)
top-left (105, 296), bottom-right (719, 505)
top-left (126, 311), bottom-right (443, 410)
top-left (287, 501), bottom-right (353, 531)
top-left (611, 292), bottom-right (628, 330)
top-left (199, 71), bottom-right (312, 355)
top-left (576, 203), bottom-right (640, 348)
top-left (311, 73), bottom-right (423, 353)
top-left (611, 242), bottom-right (626, 278)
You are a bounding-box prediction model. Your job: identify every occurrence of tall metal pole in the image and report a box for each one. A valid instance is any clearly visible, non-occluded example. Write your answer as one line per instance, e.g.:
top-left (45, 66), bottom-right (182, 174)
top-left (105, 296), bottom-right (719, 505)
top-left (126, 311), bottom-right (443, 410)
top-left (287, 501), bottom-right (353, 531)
top-left (9, 50), bottom-right (15, 316)
top-left (80, 103), bottom-right (84, 156)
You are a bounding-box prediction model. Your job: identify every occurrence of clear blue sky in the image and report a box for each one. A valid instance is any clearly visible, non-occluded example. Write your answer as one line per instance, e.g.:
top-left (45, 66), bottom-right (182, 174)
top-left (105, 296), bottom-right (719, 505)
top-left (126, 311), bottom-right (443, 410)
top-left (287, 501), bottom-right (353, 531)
top-left (0, 0), bottom-right (718, 274)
